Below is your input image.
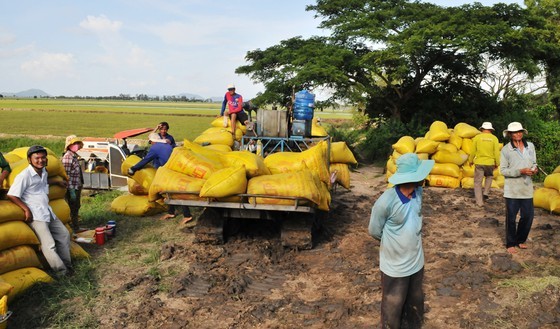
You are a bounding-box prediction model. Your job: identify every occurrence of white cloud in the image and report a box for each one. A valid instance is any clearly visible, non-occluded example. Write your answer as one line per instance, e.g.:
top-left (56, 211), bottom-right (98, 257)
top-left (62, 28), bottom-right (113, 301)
top-left (20, 53), bottom-right (77, 79)
top-left (79, 15), bottom-right (123, 34)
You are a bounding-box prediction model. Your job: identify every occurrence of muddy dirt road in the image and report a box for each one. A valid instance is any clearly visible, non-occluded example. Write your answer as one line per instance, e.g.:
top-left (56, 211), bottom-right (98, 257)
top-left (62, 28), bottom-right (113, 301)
top-left (17, 164), bottom-right (560, 328)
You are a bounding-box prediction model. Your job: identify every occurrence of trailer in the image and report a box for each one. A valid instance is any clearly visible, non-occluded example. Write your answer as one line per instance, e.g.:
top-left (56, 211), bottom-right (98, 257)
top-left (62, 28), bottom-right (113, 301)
top-left (164, 191), bottom-right (324, 249)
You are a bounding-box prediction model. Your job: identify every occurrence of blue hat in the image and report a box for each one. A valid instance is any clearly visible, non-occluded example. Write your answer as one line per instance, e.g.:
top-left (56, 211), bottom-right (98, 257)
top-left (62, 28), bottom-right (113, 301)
top-left (389, 153), bottom-right (434, 185)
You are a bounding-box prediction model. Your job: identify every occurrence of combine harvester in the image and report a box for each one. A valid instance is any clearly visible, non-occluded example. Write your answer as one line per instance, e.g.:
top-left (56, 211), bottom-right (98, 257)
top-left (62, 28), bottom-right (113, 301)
top-left (76, 128), bottom-right (152, 190)
top-left (164, 90), bottom-right (331, 249)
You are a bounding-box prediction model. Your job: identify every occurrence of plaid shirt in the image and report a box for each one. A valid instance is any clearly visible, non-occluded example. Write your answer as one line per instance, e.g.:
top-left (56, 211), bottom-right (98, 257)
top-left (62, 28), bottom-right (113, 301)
top-left (62, 150), bottom-right (83, 189)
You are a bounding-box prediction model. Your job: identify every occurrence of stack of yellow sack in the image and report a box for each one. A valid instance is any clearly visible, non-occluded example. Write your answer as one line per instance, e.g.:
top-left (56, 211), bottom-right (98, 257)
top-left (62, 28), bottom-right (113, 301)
top-left (329, 141), bottom-right (358, 189)
top-left (386, 121), bottom-right (505, 189)
top-left (193, 116), bottom-right (246, 147)
top-left (112, 155), bottom-right (166, 216)
top-left (534, 166), bottom-right (560, 214)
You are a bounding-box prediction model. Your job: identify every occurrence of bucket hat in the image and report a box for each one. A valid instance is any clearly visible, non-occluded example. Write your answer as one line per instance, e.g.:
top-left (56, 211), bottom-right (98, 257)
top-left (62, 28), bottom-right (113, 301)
top-left (479, 122), bottom-right (494, 131)
top-left (502, 122), bottom-right (528, 138)
top-left (388, 153), bottom-right (435, 185)
top-left (64, 135), bottom-right (83, 151)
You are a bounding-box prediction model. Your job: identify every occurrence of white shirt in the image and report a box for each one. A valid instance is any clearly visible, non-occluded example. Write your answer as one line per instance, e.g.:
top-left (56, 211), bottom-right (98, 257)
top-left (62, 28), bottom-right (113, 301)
top-left (7, 164), bottom-right (58, 222)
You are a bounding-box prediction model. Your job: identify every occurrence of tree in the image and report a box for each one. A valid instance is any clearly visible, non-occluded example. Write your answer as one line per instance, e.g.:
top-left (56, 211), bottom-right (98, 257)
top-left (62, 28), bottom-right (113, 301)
top-left (237, 0), bottom-right (528, 125)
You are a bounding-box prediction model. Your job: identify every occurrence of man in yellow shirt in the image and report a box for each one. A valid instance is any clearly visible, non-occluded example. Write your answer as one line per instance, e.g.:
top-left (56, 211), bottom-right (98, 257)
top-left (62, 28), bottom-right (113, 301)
top-left (468, 122), bottom-right (501, 206)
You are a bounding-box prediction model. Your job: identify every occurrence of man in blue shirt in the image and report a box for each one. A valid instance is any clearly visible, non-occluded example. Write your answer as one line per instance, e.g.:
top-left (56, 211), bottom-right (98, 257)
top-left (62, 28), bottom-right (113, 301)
top-left (369, 153), bottom-right (434, 329)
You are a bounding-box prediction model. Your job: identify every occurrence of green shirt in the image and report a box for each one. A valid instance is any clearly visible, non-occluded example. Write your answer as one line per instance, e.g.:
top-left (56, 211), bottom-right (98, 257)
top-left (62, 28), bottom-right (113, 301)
top-left (0, 153), bottom-right (11, 174)
top-left (468, 132), bottom-right (500, 166)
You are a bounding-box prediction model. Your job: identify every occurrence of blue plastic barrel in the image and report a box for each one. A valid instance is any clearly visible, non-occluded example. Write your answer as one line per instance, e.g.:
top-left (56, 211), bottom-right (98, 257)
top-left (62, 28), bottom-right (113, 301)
top-left (293, 90), bottom-right (315, 120)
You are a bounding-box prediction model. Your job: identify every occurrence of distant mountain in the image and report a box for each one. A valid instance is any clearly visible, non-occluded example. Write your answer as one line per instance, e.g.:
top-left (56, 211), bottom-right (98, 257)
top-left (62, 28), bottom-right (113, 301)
top-left (0, 89), bottom-right (50, 98)
top-left (176, 92), bottom-right (204, 100)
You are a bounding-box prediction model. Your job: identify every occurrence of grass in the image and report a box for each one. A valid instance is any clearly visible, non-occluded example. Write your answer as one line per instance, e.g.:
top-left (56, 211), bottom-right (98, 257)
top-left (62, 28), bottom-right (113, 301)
top-left (497, 275), bottom-right (560, 301)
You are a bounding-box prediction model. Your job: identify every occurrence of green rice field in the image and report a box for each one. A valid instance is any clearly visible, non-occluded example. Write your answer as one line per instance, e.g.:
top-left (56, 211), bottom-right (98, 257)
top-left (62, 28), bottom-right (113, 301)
top-left (0, 98), bottom-right (352, 143)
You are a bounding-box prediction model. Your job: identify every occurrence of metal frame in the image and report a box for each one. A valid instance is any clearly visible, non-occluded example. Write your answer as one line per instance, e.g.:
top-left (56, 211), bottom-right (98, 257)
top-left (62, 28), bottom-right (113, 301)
top-left (241, 135), bottom-right (331, 157)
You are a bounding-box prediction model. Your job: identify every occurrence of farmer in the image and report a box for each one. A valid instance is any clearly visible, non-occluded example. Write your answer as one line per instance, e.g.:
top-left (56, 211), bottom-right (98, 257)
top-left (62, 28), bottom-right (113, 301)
top-left (7, 145), bottom-right (73, 277)
top-left (0, 152), bottom-right (11, 189)
top-left (368, 152), bottom-right (434, 328)
top-left (128, 122), bottom-right (193, 224)
top-left (62, 135), bottom-right (84, 231)
top-left (468, 122), bottom-right (501, 206)
top-left (220, 84), bottom-right (249, 137)
top-left (500, 122), bottom-right (538, 254)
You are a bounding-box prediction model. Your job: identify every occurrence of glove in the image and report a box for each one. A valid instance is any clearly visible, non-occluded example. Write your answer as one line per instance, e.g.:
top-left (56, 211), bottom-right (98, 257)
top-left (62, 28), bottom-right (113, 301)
top-left (69, 188), bottom-right (77, 202)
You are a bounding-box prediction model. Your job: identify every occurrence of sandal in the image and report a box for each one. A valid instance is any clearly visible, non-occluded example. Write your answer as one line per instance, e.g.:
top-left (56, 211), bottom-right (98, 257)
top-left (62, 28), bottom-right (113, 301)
top-left (160, 214), bottom-right (176, 220)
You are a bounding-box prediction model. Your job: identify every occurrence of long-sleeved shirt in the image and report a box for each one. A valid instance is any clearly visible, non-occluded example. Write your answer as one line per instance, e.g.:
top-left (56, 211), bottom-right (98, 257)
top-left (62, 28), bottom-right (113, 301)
top-left (62, 150), bottom-right (83, 189)
top-left (468, 132), bottom-right (500, 166)
top-left (131, 142), bottom-right (173, 170)
top-left (368, 186), bottom-right (424, 278)
top-left (500, 140), bottom-right (537, 199)
top-left (220, 92), bottom-right (243, 115)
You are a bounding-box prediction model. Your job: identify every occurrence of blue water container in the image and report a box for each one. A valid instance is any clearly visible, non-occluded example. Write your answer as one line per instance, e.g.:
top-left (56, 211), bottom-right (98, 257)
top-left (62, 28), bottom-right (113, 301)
top-left (293, 90), bottom-right (315, 120)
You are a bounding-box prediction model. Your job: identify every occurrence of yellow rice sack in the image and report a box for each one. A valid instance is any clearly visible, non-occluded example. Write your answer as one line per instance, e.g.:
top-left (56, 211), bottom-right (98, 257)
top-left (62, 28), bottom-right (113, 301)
top-left (0, 245), bottom-right (42, 275)
top-left (454, 123), bottom-right (480, 138)
top-left (0, 221), bottom-right (40, 251)
top-left (121, 154), bottom-right (144, 174)
top-left (392, 136), bottom-right (416, 154)
top-left (264, 153), bottom-right (308, 174)
top-left (553, 165), bottom-right (560, 174)
top-left (204, 144), bottom-right (232, 152)
top-left (49, 199), bottom-right (70, 224)
top-left (330, 142), bottom-right (358, 165)
top-left (8, 147), bottom-right (55, 159)
top-left (202, 126), bottom-right (243, 141)
top-left (415, 139), bottom-right (440, 154)
top-left (221, 151), bottom-right (270, 178)
top-left (70, 241), bottom-right (90, 260)
top-left (299, 141), bottom-right (331, 186)
top-left (416, 153), bottom-right (430, 160)
top-left (311, 122), bottom-right (328, 137)
top-left (330, 163), bottom-right (350, 189)
top-left (247, 170), bottom-right (321, 206)
top-left (461, 176), bottom-right (501, 189)
top-left (148, 166), bottom-right (206, 202)
top-left (428, 121), bottom-right (450, 142)
top-left (183, 139), bottom-right (225, 163)
top-left (200, 165), bottom-right (247, 198)
top-left (544, 173), bottom-right (560, 192)
top-left (3, 152), bottom-right (21, 164)
top-left (48, 176), bottom-right (67, 200)
top-left (461, 138), bottom-right (474, 155)
top-left (129, 167), bottom-right (157, 194)
top-left (194, 130), bottom-right (234, 147)
top-left (430, 163), bottom-right (461, 178)
top-left (0, 201), bottom-right (25, 224)
top-left (392, 150), bottom-right (403, 160)
top-left (432, 150), bottom-right (467, 166)
top-left (317, 179), bottom-right (331, 211)
top-left (0, 267), bottom-right (53, 302)
top-left (533, 187), bottom-right (560, 213)
top-left (0, 281), bottom-right (13, 301)
top-left (128, 178), bottom-right (148, 195)
top-left (462, 163), bottom-right (475, 177)
top-left (448, 132), bottom-right (463, 149)
top-left (211, 116), bottom-right (245, 132)
top-left (46, 155), bottom-right (66, 178)
top-left (6, 159), bottom-right (28, 187)
top-left (110, 194), bottom-right (166, 216)
top-left (386, 157), bottom-right (397, 174)
top-left (437, 143), bottom-right (458, 153)
top-left (165, 147), bottom-right (223, 180)
top-left (427, 174), bottom-right (460, 188)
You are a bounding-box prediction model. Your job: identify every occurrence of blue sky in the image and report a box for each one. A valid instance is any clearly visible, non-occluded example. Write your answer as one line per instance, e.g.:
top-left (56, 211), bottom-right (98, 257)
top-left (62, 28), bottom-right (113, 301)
top-left (0, 0), bottom-right (523, 99)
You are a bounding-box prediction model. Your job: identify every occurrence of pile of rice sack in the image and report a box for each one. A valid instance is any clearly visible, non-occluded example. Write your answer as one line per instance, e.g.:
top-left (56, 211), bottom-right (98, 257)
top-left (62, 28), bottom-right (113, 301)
top-left (534, 165), bottom-right (560, 214)
top-left (114, 116), bottom-right (357, 216)
top-left (0, 147), bottom-right (90, 307)
top-left (387, 121), bottom-right (505, 189)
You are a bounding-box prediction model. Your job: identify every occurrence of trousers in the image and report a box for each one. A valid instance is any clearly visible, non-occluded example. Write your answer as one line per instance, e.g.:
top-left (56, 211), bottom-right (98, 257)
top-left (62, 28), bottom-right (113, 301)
top-left (30, 215), bottom-right (72, 275)
top-left (381, 268), bottom-right (424, 329)
top-left (505, 198), bottom-right (534, 248)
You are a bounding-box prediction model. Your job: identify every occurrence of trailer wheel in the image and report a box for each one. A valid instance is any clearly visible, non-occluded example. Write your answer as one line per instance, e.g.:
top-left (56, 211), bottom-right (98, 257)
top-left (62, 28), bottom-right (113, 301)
top-left (193, 208), bottom-right (225, 245)
top-left (280, 213), bottom-right (314, 250)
